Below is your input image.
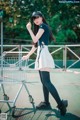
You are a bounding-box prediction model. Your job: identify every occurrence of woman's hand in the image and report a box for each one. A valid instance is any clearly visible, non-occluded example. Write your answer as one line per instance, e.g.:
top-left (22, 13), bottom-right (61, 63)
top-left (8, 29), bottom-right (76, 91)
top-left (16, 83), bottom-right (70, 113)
top-left (22, 54), bottom-right (29, 60)
top-left (26, 22), bottom-right (31, 30)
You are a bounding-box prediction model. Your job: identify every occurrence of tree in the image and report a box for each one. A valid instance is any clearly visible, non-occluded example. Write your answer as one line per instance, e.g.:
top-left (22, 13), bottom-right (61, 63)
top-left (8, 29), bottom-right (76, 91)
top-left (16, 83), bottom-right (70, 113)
top-left (0, 0), bottom-right (80, 44)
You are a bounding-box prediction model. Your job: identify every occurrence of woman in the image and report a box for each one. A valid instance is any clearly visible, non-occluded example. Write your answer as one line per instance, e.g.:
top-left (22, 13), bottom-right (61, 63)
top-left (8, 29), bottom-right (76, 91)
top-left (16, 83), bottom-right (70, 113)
top-left (22, 11), bottom-right (68, 116)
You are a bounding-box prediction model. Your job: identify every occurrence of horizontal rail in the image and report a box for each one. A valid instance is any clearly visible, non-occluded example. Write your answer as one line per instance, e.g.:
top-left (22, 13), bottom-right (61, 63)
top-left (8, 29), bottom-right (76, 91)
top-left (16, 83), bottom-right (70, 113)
top-left (3, 51), bottom-right (29, 54)
top-left (0, 100), bottom-right (14, 103)
top-left (0, 44), bottom-right (80, 70)
top-left (0, 44), bottom-right (80, 47)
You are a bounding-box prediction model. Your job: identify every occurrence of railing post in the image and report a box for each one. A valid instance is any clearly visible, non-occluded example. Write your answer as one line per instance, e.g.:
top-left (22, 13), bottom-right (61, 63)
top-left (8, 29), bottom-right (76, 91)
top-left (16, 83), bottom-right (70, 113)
top-left (1, 20), bottom-right (3, 77)
top-left (18, 45), bottom-right (22, 70)
top-left (63, 45), bottom-right (67, 71)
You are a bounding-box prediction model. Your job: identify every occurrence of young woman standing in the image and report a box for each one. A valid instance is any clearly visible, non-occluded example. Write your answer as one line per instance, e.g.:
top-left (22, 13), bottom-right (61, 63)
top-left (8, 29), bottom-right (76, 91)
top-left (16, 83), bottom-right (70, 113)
top-left (22, 11), bottom-right (68, 116)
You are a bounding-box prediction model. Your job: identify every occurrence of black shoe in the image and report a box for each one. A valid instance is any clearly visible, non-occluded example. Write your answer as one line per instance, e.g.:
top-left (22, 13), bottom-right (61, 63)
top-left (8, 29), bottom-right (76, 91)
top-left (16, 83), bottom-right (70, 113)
top-left (57, 100), bottom-right (68, 116)
top-left (36, 102), bottom-right (51, 110)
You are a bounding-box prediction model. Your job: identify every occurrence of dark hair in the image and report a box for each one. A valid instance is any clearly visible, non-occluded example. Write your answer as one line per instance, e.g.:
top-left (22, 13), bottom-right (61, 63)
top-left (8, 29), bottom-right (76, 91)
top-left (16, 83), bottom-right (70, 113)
top-left (31, 11), bottom-right (55, 47)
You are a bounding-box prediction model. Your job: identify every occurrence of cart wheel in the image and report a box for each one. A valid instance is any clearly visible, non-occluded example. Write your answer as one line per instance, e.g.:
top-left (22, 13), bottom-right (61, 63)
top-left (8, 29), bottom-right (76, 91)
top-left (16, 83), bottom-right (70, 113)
top-left (0, 109), bottom-right (1, 113)
top-left (29, 95), bottom-right (34, 103)
top-left (12, 106), bottom-right (16, 118)
top-left (3, 94), bottom-right (9, 100)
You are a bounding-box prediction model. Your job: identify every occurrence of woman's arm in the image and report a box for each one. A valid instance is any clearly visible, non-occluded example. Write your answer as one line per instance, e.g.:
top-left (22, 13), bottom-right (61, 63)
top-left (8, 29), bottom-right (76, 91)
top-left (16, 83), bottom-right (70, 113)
top-left (26, 22), bottom-right (44, 43)
top-left (22, 45), bottom-right (37, 60)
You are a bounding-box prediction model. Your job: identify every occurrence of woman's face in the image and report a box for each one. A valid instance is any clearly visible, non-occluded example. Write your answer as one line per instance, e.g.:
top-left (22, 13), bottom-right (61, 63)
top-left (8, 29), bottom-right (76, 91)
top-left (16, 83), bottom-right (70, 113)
top-left (33, 16), bottom-right (43, 25)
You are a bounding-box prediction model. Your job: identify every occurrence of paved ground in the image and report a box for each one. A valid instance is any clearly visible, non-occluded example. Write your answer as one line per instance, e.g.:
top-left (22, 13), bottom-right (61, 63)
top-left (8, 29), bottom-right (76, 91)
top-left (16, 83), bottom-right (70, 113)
top-left (0, 69), bottom-right (80, 120)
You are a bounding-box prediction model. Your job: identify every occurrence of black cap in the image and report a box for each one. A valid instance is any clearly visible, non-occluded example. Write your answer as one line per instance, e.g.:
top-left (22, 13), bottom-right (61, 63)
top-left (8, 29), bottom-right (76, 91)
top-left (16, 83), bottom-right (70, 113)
top-left (31, 11), bottom-right (43, 20)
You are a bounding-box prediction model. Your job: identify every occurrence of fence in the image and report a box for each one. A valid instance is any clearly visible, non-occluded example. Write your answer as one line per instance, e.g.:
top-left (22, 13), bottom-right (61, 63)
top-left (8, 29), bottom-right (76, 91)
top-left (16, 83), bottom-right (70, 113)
top-left (0, 44), bottom-right (80, 71)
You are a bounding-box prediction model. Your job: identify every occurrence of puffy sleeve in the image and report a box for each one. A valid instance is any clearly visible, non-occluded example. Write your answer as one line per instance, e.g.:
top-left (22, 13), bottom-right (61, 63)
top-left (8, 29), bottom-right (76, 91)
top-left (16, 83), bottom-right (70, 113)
top-left (39, 24), bottom-right (46, 31)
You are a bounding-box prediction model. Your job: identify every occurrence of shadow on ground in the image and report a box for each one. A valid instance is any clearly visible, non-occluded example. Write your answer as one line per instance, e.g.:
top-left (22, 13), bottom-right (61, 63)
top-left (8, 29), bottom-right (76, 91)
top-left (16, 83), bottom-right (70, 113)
top-left (44, 109), bottom-right (80, 120)
top-left (10, 108), bottom-right (80, 120)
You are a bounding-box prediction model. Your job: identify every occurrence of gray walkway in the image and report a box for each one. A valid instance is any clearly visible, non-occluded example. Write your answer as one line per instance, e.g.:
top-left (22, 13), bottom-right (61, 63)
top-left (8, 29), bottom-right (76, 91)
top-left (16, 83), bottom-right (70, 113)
top-left (0, 69), bottom-right (80, 120)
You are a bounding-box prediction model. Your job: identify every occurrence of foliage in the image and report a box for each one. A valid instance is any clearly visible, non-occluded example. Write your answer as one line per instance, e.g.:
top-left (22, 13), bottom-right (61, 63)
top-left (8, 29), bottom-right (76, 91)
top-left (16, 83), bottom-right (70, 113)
top-left (0, 0), bottom-right (80, 44)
